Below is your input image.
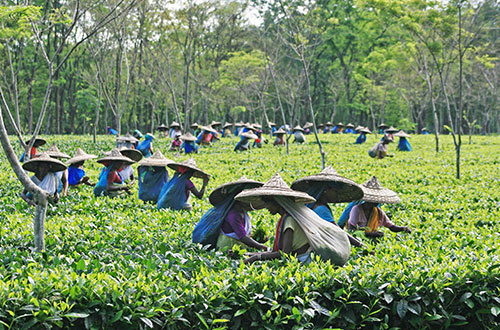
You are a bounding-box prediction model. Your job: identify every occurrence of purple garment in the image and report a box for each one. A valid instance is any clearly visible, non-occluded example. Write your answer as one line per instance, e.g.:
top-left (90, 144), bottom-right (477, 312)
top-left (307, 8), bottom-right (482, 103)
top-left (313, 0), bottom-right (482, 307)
top-left (220, 209), bottom-right (247, 239)
top-left (185, 179), bottom-right (194, 199)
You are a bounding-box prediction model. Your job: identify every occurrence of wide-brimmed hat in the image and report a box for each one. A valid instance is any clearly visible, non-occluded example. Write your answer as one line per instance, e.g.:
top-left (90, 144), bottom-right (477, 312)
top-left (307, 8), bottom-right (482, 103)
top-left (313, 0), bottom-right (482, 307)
top-left (382, 134), bottom-right (394, 143)
top-left (209, 176), bottom-right (263, 206)
top-left (337, 122), bottom-right (345, 127)
top-left (326, 121), bottom-right (333, 126)
top-left (274, 128), bottom-right (286, 135)
top-left (223, 122), bottom-right (233, 128)
top-left (385, 126), bottom-right (399, 134)
top-left (421, 127), bottom-right (428, 131)
top-left (355, 125), bottom-right (364, 131)
top-left (252, 123), bottom-right (262, 130)
top-left (318, 123), bottom-right (325, 128)
top-left (44, 144), bottom-right (70, 159)
top-left (191, 122), bottom-right (199, 128)
top-left (157, 124), bottom-right (169, 131)
top-left (235, 121), bottom-right (244, 127)
top-left (23, 152), bottom-right (67, 173)
top-left (244, 123), bottom-right (254, 130)
top-left (119, 147), bottom-right (143, 162)
top-left (98, 149), bottom-right (135, 165)
top-left (25, 137), bottom-right (47, 148)
top-left (133, 130), bottom-right (143, 139)
top-left (378, 123), bottom-right (389, 129)
top-left (235, 173), bottom-right (315, 209)
top-left (242, 132), bottom-right (258, 139)
top-left (268, 122), bottom-right (276, 127)
top-left (291, 166), bottom-right (364, 203)
top-left (170, 121), bottom-right (181, 128)
top-left (293, 125), bottom-right (304, 132)
top-left (394, 130), bottom-right (410, 138)
top-left (303, 122), bottom-right (313, 129)
top-left (168, 158), bottom-right (209, 179)
top-left (116, 133), bottom-right (139, 143)
top-left (198, 125), bottom-right (216, 134)
top-left (361, 176), bottom-right (401, 204)
top-left (210, 120), bottom-right (222, 127)
top-left (138, 150), bottom-right (173, 167)
top-left (67, 148), bottom-right (97, 165)
top-left (180, 132), bottom-right (197, 142)
top-left (346, 123), bottom-right (354, 129)
top-left (360, 127), bottom-right (372, 134)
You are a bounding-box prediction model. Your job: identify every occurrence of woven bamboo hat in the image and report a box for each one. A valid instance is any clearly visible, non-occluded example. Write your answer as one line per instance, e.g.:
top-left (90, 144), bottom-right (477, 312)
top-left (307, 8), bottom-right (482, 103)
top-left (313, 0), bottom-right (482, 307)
top-left (25, 137), bottom-right (47, 148)
top-left (44, 144), bottom-right (70, 159)
top-left (170, 121), bottom-right (181, 128)
top-left (355, 125), bottom-right (364, 131)
top-left (210, 120), bottom-right (222, 127)
top-left (252, 123), bottom-right (262, 130)
top-left (326, 121), bottom-right (333, 126)
top-left (157, 124), bottom-right (169, 131)
top-left (303, 122), bottom-right (313, 129)
top-left (191, 122), bottom-right (199, 129)
top-left (23, 152), bottom-right (67, 173)
top-left (235, 173), bottom-right (315, 209)
top-left (223, 122), bottom-right (233, 128)
top-left (138, 150), bottom-right (173, 167)
top-left (346, 123), bottom-right (354, 129)
top-left (199, 126), bottom-right (217, 134)
top-left (116, 133), bottom-right (139, 143)
top-left (67, 148), bottom-right (97, 165)
top-left (98, 148), bottom-right (135, 165)
top-left (318, 123), bottom-right (325, 128)
top-left (268, 122), bottom-right (276, 127)
top-left (119, 147), bottom-right (143, 162)
top-left (242, 132), bottom-right (258, 139)
top-left (209, 176), bottom-right (263, 206)
top-left (274, 128), bottom-right (286, 135)
top-left (385, 126), bottom-right (399, 134)
top-left (394, 130), bottom-right (410, 138)
top-left (168, 158), bottom-right (209, 179)
top-left (180, 132), bottom-right (197, 142)
top-left (378, 123), bottom-right (389, 129)
top-left (361, 176), bottom-right (401, 204)
top-left (235, 121), bottom-right (244, 127)
top-left (360, 127), bottom-right (372, 134)
top-left (291, 166), bottom-right (364, 203)
top-left (293, 125), bottom-right (304, 132)
top-left (337, 122), bottom-right (345, 127)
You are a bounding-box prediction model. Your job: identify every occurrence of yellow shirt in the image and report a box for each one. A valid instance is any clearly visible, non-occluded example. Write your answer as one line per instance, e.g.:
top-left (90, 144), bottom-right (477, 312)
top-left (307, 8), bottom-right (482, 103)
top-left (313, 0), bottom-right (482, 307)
top-left (283, 216), bottom-right (309, 252)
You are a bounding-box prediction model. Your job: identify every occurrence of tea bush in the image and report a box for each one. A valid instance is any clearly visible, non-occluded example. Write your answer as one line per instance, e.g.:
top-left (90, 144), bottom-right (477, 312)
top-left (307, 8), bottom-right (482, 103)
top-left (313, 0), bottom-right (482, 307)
top-left (0, 134), bottom-right (499, 329)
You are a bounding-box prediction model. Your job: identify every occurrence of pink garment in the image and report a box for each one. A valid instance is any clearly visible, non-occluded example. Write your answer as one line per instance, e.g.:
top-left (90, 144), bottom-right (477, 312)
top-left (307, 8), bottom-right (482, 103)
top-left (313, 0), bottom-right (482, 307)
top-left (348, 205), bottom-right (394, 229)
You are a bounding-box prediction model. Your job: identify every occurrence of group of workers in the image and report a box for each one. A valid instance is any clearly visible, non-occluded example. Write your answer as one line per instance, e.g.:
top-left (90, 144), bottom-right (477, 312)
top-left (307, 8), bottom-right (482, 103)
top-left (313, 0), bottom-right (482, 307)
top-left (19, 133), bottom-right (411, 267)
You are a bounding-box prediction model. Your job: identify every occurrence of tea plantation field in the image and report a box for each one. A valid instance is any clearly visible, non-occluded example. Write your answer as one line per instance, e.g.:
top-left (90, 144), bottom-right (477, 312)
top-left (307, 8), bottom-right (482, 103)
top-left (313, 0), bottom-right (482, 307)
top-left (0, 133), bottom-right (499, 329)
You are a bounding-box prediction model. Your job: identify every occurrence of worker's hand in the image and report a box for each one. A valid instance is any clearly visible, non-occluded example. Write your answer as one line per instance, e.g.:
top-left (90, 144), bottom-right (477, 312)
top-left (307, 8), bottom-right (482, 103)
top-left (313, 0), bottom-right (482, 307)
top-left (53, 193), bottom-right (60, 204)
top-left (203, 176), bottom-right (209, 186)
top-left (403, 226), bottom-right (412, 233)
top-left (259, 245), bottom-right (269, 252)
top-left (244, 254), bottom-right (260, 264)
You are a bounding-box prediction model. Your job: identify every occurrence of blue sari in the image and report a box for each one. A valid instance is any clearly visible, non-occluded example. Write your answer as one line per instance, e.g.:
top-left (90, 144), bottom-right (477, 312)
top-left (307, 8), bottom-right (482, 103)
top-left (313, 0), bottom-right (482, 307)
top-left (68, 166), bottom-right (85, 186)
top-left (138, 166), bottom-right (168, 203)
top-left (192, 196), bottom-right (236, 249)
top-left (398, 138), bottom-right (412, 151)
top-left (136, 137), bottom-right (153, 157)
top-left (157, 173), bottom-right (190, 210)
top-left (355, 133), bottom-right (366, 144)
top-left (93, 167), bottom-right (111, 197)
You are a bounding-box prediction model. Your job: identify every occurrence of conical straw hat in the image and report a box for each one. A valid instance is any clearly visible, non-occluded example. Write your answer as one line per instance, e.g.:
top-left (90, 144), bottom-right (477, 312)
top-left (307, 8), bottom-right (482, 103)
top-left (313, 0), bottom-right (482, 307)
top-left (235, 173), bottom-right (315, 209)
top-left (394, 130), bottom-right (410, 138)
top-left (360, 127), bottom-right (372, 134)
top-left (199, 126), bottom-right (217, 134)
top-left (242, 132), bottom-right (258, 140)
top-left (138, 150), bottom-right (173, 167)
top-left (25, 137), bottom-right (46, 148)
top-left (44, 144), bottom-right (70, 159)
top-left (98, 148), bottom-right (135, 165)
top-left (360, 176), bottom-right (401, 204)
top-left (180, 132), bottom-right (197, 142)
top-left (170, 121), bottom-right (181, 128)
top-left (337, 122), bottom-right (345, 127)
top-left (355, 125), bottom-right (364, 131)
top-left (303, 122), bottom-right (313, 129)
top-left (119, 147), bottom-right (143, 162)
top-left (235, 121), bottom-right (244, 127)
top-left (378, 123), bottom-right (388, 129)
top-left (346, 123), bottom-right (354, 128)
top-left (167, 158), bottom-right (209, 179)
top-left (223, 122), bottom-right (233, 128)
top-left (209, 176), bottom-right (263, 206)
top-left (274, 128), bottom-right (286, 135)
top-left (385, 126), bottom-right (399, 134)
top-left (116, 133), bottom-right (139, 143)
top-left (23, 152), bottom-right (67, 173)
top-left (268, 122), bottom-right (276, 127)
top-left (291, 166), bottom-right (364, 203)
top-left (210, 120), bottom-right (222, 126)
top-left (191, 122), bottom-right (199, 128)
top-left (67, 148), bottom-right (97, 165)
top-left (157, 124), bottom-right (168, 131)
top-left (293, 125), bottom-right (304, 132)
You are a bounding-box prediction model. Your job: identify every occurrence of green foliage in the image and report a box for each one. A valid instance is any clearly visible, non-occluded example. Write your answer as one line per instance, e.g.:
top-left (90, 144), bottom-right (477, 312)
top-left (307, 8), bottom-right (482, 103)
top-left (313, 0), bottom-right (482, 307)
top-left (1, 134), bottom-right (499, 328)
top-left (0, 5), bottom-right (40, 40)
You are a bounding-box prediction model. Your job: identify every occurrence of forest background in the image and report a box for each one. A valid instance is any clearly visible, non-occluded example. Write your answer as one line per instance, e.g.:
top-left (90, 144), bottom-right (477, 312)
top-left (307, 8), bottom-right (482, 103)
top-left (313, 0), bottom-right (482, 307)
top-left (0, 0), bottom-right (499, 137)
